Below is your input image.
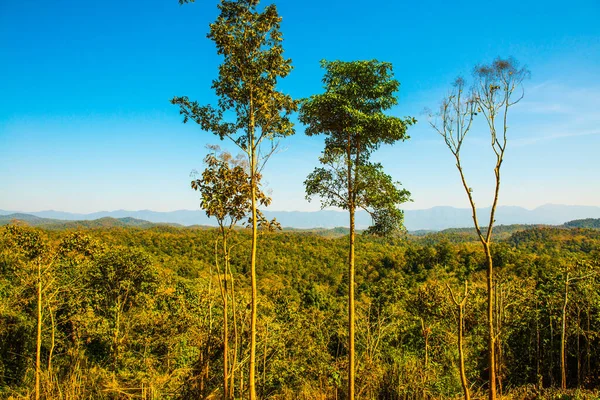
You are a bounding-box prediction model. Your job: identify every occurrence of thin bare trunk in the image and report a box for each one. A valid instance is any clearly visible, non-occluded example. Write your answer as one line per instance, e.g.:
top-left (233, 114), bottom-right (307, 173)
top-left (263, 323), bottom-right (268, 387)
top-left (113, 299), bottom-right (121, 372)
top-left (550, 315), bottom-right (554, 387)
top-left (348, 205), bottom-right (355, 400)
top-left (347, 138), bottom-right (356, 400)
top-left (536, 301), bottom-right (541, 389)
top-left (249, 107), bottom-right (258, 400)
top-left (219, 235), bottom-right (230, 400)
top-left (223, 274), bottom-right (229, 399)
top-left (484, 244), bottom-right (496, 400)
top-left (561, 274), bottom-right (569, 390)
top-left (230, 256), bottom-right (238, 399)
top-left (458, 304), bottom-right (470, 400)
top-left (586, 307), bottom-right (590, 384)
top-left (448, 281), bottom-right (470, 400)
top-left (577, 306), bottom-right (581, 387)
top-left (48, 307), bottom-right (56, 385)
top-left (420, 319), bottom-right (429, 368)
top-left (496, 282), bottom-right (503, 396)
top-left (36, 258), bottom-right (42, 400)
top-left (454, 157), bottom-right (496, 400)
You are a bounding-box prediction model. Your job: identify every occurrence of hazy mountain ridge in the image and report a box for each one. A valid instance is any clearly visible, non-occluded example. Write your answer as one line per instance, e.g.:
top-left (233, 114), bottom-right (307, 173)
top-left (1, 204), bottom-right (600, 231)
top-left (0, 214), bottom-right (184, 230)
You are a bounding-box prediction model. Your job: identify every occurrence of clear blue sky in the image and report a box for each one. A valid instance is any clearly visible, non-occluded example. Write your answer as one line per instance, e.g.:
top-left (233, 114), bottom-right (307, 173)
top-left (1, 0), bottom-right (599, 213)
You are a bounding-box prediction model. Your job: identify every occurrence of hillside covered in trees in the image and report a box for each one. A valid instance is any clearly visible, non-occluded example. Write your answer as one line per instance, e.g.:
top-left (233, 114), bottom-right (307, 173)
top-left (2, 0), bottom-right (599, 399)
top-left (1, 224), bottom-right (599, 399)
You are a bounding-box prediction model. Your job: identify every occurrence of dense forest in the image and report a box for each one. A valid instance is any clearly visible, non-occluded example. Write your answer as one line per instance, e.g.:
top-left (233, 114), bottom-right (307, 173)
top-left (2, 0), bottom-right (598, 399)
top-left (1, 222), bottom-right (599, 399)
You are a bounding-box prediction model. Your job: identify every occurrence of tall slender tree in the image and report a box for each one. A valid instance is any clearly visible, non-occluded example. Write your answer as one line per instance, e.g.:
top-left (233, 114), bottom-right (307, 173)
top-left (172, 1), bottom-right (296, 398)
top-left (428, 57), bottom-right (529, 400)
top-left (447, 281), bottom-right (471, 400)
top-left (192, 146), bottom-right (272, 399)
top-left (300, 59), bottom-right (413, 399)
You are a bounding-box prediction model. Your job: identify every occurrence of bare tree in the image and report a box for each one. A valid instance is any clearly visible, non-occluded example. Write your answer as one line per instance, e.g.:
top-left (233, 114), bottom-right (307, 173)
top-left (429, 57), bottom-right (529, 400)
top-left (447, 281), bottom-right (471, 400)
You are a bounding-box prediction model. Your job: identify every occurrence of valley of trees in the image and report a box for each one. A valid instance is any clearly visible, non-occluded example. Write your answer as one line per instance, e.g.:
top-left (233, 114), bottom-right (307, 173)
top-left (2, 0), bottom-right (598, 399)
top-left (1, 223), bottom-right (599, 399)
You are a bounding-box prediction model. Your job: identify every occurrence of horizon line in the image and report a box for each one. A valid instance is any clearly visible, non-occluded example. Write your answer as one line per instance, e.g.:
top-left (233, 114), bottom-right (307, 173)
top-left (2, 203), bottom-right (600, 215)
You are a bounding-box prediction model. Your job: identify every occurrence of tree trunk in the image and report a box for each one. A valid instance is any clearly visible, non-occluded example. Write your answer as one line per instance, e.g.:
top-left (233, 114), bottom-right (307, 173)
top-left (249, 120), bottom-right (258, 400)
top-left (550, 315), bottom-right (554, 387)
top-left (561, 275), bottom-right (569, 390)
top-left (420, 319), bottom-right (429, 368)
top-left (113, 300), bottom-right (121, 372)
top-left (577, 306), bottom-right (581, 387)
top-left (536, 301), bottom-right (541, 389)
top-left (348, 203), bottom-right (355, 400)
top-left (448, 282), bottom-right (470, 400)
top-left (586, 307), bottom-right (591, 385)
top-left (223, 272), bottom-right (229, 399)
top-left (263, 323), bottom-right (268, 388)
top-left (36, 258), bottom-right (42, 400)
top-left (230, 257), bottom-right (238, 400)
top-left (220, 236), bottom-right (230, 400)
top-left (496, 283), bottom-right (503, 396)
top-left (48, 307), bottom-right (56, 386)
top-left (484, 244), bottom-right (496, 400)
top-left (347, 136), bottom-right (356, 400)
top-left (455, 156), bottom-right (497, 400)
top-left (458, 303), bottom-right (470, 400)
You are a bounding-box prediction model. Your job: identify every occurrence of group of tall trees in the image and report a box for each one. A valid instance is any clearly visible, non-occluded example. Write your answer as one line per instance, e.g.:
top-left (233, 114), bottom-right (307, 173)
top-left (170, 1), bottom-right (536, 400)
top-left (172, 1), bottom-right (417, 398)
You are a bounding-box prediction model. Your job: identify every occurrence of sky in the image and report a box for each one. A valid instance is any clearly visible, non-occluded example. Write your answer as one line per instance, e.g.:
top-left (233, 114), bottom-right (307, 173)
top-left (1, 0), bottom-right (599, 213)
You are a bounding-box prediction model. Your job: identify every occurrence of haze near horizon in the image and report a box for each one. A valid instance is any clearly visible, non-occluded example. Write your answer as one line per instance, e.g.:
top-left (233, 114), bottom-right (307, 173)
top-left (1, 0), bottom-right (599, 213)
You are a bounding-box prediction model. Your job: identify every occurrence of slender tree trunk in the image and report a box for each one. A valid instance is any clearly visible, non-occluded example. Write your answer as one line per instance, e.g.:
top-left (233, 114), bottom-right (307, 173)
top-left (203, 257), bottom-right (214, 398)
top-left (455, 157), bottom-right (497, 400)
top-left (458, 303), bottom-right (470, 400)
top-left (223, 272), bottom-right (229, 399)
top-left (249, 118), bottom-right (258, 400)
top-left (263, 323), bottom-right (268, 388)
top-left (348, 203), bottom-right (355, 400)
top-left (561, 275), bottom-right (569, 390)
top-left (240, 359), bottom-right (244, 396)
top-left (113, 300), bottom-right (121, 372)
top-left (586, 307), bottom-right (590, 385)
top-left (346, 137), bottom-right (356, 400)
top-left (36, 258), bottom-right (42, 400)
top-left (550, 315), bottom-right (554, 387)
top-left (420, 319), bottom-right (429, 368)
top-left (496, 283), bottom-right (503, 396)
top-left (484, 244), bottom-right (496, 400)
top-left (448, 281), bottom-right (470, 400)
top-left (536, 301), bottom-right (541, 389)
top-left (219, 235), bottom-right (230, 400)
top-left (49, 307), bottom-right (56, 386)
top-left (230, 256), bottom-right (238, 400)
top-left (577, 306), bottom-right (581, 387)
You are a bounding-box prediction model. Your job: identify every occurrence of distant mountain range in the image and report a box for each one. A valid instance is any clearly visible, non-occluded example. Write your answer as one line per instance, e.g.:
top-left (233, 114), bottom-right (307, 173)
top-left (2, 204), bottom-right (600, 231)
top-left (0, 213), bottom-right (186, 230)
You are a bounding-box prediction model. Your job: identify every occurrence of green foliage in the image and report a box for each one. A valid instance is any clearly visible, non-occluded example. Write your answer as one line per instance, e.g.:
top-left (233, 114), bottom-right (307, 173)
top-left (301, 59), bottom-right (414, 234)
top-left (171, 0), bottom-right (297, 158)
top-left (193, 147), bottom-right (277, 231)
top-left (1, 223), bottom-right (599, 398)
top-left (564, 219), bottom-right (600, 229)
